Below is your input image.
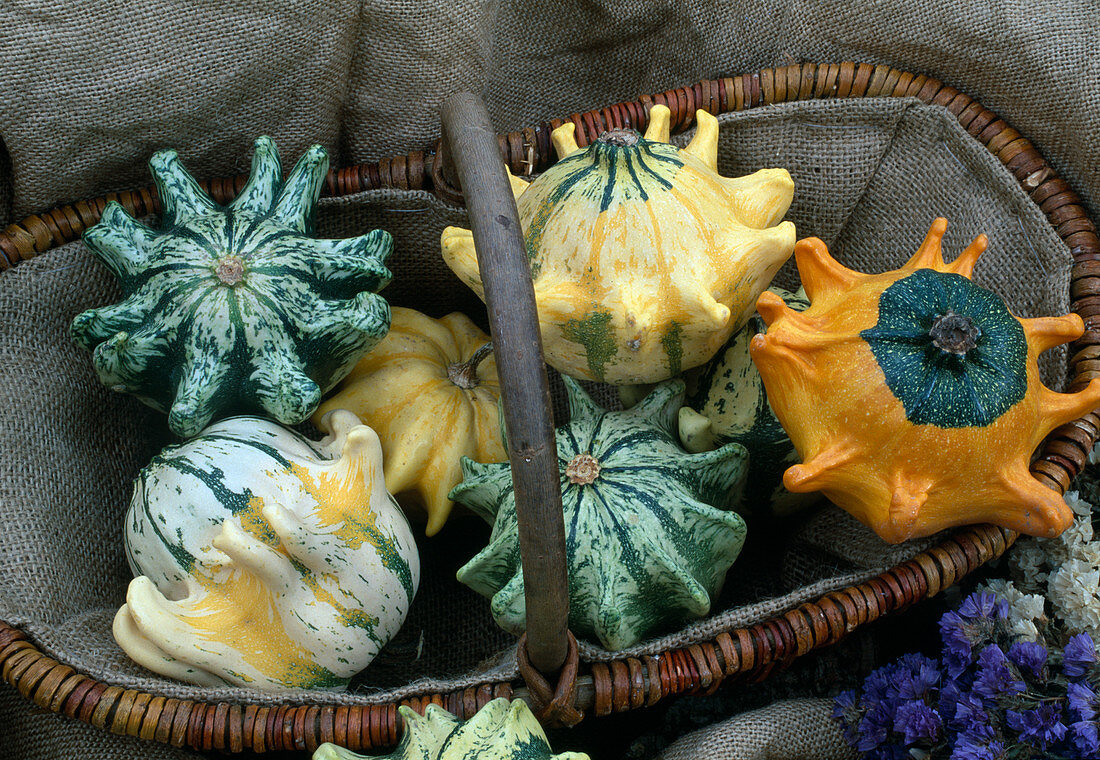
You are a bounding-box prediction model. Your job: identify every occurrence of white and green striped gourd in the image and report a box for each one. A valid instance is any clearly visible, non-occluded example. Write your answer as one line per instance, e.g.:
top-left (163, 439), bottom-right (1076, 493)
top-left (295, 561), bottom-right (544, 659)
top-left (70, 136), bottom-right (393, 438)
top-left (114, 411), bottom-right (419, 691)
top-left (314, 699), bottom-right (589, 760)
top-left (454, 378), bottom-right (748, 651)
top-left (679, 286), bottom-right (820, 516)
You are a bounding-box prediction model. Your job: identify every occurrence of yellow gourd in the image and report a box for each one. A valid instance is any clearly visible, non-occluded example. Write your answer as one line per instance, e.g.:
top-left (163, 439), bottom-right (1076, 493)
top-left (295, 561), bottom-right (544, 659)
top-left (315, 307), bottom-right (505, 535)
top-left (441, 104), bottom-right (796, 384)
top-left (750, 218), bottom-right (1100, 543)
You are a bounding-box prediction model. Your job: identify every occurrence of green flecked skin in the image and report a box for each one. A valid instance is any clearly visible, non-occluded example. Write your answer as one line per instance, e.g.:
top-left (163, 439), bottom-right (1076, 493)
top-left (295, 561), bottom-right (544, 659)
top-left (453, 378), bottom-right (749, 651)
top-left (70, 136), bottom-right (393, 438)
top-left (860, 268), bottom-right (1027, 427)
top-left (314, 699), bottom-right (589, 760)
top-left (678, 287), bottom-right (819, 517)
top-left (523, 139), bottom-right (689, 384)
top-left (126, 417), bottom-right (415, 603)
top-left (561, 309), bottom-right (617, 381)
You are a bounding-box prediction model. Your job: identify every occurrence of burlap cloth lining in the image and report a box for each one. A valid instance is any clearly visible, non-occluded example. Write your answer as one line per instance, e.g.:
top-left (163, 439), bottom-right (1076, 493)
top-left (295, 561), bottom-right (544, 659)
top-left (0, 97), bottom-right (1070, 716)
top-left (2, 2), bottom-right (1097, 231)
top-left (655, 697), bottom-right (859, 760)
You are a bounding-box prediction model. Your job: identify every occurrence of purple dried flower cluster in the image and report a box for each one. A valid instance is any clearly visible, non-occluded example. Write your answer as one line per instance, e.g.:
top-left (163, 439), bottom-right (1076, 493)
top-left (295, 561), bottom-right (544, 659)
top-left (833, 591), bottom-right (1100, 758)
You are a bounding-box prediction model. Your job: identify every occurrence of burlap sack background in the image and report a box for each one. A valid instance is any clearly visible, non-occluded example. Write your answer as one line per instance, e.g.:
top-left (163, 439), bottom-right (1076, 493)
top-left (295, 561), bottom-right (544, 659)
top-left (656, 698), bottom-right (859, 760)
top-left (0, 1), bottom-right (1097, 758)
top-left (1, 0), bottom-right (1097, 227)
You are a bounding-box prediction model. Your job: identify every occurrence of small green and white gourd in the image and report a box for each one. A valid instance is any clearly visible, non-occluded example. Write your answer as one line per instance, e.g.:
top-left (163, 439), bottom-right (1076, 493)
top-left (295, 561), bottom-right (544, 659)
top-left (314, 699), bottom-right (589, 760)
top-left (70, 136), bottom-right (393, 438)
top-left (113, 411), bottom-right (419, 691)
top-left (679, 286), bottom-right (820, 516)
top-left (454, 378), bottom-right (748, 651)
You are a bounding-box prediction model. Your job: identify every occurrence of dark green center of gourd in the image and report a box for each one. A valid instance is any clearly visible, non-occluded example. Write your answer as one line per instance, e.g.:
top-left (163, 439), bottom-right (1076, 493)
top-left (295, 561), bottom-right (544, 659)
top-left (859, 269), bottom-right (1027, 428)
top-left (215, 255), bottom-right (246, 286)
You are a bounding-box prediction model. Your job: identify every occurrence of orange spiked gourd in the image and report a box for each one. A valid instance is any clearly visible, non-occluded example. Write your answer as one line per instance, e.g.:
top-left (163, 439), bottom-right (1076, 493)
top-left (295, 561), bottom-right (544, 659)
top-left (750, 218), bottom-right (1100, 544)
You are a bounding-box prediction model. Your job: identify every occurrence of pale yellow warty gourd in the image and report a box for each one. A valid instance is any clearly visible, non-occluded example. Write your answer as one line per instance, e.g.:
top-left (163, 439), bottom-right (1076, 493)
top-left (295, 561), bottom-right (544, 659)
top-left (315, 307), bottom-right (506, 536)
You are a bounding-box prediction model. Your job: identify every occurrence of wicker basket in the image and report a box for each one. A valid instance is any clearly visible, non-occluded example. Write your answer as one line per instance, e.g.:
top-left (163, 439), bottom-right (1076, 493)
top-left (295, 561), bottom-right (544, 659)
top-left (1, 62), bottom-right (1097, 754)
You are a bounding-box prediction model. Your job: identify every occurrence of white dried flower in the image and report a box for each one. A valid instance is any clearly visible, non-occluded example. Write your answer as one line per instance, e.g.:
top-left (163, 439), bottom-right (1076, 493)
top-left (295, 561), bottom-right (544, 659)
top-left (1065, 490), bottom-right (1093, 518)
top-left (1049, 558), bottom-right (1100, 635)
top-left (1009, 540), bottom-right (1051, 593)
top-left (1014, 591), bottom-right (1047, 622)
top-left (981, 577), bottom-right (1013, 598)
top-left (1076, 541), bottom-right (1100, 566)
top-left (997, 484), bottom-right (1100, 642)
top-left (979, 578), bottom-right (1046, 641)
top-left (1045, 533), bottom-right (1074, 568)
top-left (1059, 519), bottom-right (1095, 560)
top-left (1012, 618), bottom-right (1041, 640)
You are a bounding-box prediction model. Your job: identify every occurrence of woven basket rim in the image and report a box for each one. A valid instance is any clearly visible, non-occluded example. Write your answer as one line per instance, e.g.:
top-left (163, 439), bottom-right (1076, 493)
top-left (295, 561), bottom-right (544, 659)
top-left (1, 61), bottom-right (1097, 753)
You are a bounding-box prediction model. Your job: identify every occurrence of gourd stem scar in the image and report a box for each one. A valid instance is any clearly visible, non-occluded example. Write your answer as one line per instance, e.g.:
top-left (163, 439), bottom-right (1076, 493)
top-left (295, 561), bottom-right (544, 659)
top-left (930, 311), bottom-right (980, 355)
top-left (215, 255), bottom-right (246, 286)
top-left (565, 453), bottom-right (601, 484)
top-left (597, 129), bottom-right (640, 147)
top-left (447, 342), bottom-right (494, 389)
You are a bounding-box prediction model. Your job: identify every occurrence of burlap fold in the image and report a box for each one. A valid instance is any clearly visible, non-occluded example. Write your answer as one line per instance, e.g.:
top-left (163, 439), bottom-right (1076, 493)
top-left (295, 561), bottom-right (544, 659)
top-left (1, 2), bottom-right (1097, 226)
top-left (656, 698), bottom-right (859, 760)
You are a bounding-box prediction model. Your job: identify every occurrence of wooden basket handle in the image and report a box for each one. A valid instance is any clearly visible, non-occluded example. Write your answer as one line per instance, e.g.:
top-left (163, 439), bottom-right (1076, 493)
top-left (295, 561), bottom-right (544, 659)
top-left (439, 92), bottom-right (571, 675)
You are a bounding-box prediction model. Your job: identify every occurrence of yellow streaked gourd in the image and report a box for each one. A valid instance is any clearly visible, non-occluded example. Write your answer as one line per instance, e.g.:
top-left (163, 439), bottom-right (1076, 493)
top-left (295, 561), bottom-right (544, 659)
top-left (441, 105), bottom-right (797, 384)
top-left (314, 306), bottom-right (506, 536)
top-left (113, 411), bottom-right (419, 691)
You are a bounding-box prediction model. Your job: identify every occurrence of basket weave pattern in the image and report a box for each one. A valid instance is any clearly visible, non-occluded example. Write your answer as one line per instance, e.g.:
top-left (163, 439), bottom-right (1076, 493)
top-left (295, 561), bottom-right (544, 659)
top-left (0, 62), bottom-right (1097, 753)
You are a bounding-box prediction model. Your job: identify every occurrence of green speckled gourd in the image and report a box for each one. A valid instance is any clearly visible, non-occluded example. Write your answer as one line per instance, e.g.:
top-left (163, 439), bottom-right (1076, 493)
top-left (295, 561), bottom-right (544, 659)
top-left (313, 699), bottom-right (589, 760)
top-left (679, 286), bottom-right (820, 516)
top-left (454, 378), bottom-right (748, 651)
top-left (70, 136), bottom-right (393, 437)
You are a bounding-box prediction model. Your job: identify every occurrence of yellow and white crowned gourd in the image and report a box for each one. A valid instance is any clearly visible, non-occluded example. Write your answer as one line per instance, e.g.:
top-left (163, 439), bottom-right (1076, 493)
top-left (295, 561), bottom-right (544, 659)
top-left (314, 307), bottom-right (506, 536)
top-left (114, 411), bottom-right (419, 691)
top-left (441, 105), bottom-right (796, 384)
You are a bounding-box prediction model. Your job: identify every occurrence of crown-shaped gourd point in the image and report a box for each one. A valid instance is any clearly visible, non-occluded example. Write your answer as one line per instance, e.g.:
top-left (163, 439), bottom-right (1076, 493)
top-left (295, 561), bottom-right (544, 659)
top-left (70, 136), bottom-right (394, 437)
top-left (441, 104), bottom-right (797, 384)
top-left (750, 218), bottom-right (1100, 543)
